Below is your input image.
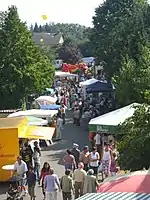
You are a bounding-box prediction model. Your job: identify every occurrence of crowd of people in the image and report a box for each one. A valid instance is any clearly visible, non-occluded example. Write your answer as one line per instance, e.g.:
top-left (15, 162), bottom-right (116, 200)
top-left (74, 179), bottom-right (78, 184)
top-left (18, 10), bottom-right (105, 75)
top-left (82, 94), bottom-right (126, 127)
top-left (10, 75), bottom-right (118, 200)
top-left (12, 135), bottom-right (119, 200)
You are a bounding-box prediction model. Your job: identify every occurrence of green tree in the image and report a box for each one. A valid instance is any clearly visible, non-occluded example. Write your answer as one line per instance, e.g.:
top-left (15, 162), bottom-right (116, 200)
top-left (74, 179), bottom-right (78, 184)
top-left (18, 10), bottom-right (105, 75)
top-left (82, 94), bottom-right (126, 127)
top-left (0, 6), bottom-right (54, 109)
top-left (58, 44), bottom-right (82, 64)
top-left (91, 0), bottom-right (149, 78)
top-left (113, 46), bottom-right (150, 106)
top-left (118, 105), bottom-right (150, 171)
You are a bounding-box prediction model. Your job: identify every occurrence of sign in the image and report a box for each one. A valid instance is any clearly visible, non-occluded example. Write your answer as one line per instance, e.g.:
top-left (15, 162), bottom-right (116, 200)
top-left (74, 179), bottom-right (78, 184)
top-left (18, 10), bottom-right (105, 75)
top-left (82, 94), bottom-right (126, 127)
top-left (97, 125), bottom-right (108, 133)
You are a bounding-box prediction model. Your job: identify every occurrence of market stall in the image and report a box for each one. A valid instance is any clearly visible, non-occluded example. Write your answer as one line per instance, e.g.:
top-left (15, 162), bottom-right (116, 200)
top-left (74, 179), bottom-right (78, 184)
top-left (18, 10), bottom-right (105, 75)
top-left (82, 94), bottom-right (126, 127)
top-left (40, 104), bottom-right (61, 110)
top-left (86, 81), bottom-right (114, 93)
top-left (6, 116), bottom-right (48, 126)
top-left (0, 117), bottom-right (55, 181)
top-left (55, 71), bottom-right (78, 78)
top-left (36, 95), bottom-right (57, 105)
top-left (79, 78), bottom-right (98, 100)
top-left (89, 103), bottom-right (139, 133)
top-left (8, 109), bottom-right (58, 119)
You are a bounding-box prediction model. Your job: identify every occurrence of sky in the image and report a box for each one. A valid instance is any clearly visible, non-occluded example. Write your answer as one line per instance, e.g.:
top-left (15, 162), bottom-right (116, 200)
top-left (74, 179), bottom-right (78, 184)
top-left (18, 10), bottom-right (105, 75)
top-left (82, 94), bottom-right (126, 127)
top-left (1, 0), bottom-right (103, 27)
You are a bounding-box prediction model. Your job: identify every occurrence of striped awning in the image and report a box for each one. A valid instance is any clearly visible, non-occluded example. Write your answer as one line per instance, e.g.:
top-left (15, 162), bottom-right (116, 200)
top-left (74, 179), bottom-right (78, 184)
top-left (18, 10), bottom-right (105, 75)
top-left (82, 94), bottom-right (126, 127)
top-left (77, 192), bottom-right (150, 200)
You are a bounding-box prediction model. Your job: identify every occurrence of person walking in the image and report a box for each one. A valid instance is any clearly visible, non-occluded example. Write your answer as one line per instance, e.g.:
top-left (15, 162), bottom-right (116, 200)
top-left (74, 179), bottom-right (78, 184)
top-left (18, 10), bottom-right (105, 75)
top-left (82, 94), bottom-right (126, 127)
top-left (27, 166), bottom-right (36, 200)
top-left (102, 144), bottom-right (112, 178)
top-left (110, 153), bottom-right (117, 176)
top-left (94, 132), bottom-right (102, 157)
top-left (21, 142), bottom-right (33, 170)
top-left (60, 170), bottom-right (74, 200)
top-left (40, 162), bottom-right (50, 200)
top-left (56, 115), bottom-right (63, 140)
top-left (89, 147), bottom-right (100, 176)
top-left (44, 168), bottom-right (60, 200)
top-left (71, 143), bottom-right (80, 169)
top-left (79, 146), bottom-right (89, 172)
top-left (63, 149), bottom-right (76, 171)
top-left (83, 169), bottom-right (99, 194)
top-left (33, 147), bottom-right (41, 184)
top-left (13, 156), bottom-right (28, 195)
top-left (73, 162), bottom-right (87, 199)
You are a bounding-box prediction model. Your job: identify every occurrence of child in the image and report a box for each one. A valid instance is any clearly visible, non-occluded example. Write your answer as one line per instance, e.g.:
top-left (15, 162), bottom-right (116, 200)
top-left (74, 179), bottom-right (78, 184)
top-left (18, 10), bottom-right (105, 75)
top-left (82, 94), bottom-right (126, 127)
top-left (27, 166), bottom-right (36, 200)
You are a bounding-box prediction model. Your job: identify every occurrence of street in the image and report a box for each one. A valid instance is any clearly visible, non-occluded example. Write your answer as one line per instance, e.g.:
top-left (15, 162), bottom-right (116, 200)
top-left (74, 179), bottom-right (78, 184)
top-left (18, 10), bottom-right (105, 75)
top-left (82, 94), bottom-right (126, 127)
top-left (0, 111), bottom-right (90, 200)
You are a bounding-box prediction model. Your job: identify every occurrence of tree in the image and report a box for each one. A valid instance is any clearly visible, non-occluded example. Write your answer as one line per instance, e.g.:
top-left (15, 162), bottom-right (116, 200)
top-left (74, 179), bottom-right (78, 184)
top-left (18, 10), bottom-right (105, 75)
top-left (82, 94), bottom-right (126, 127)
top-left (117, 105), bottom-right (150, 171)
top-left (33, 22), bottom-right (39, 32)
top-left (113, 46), bottom-right (150, 106)
top-left (0, 6), bottom-right (54, 109)
top-left (91, 0), bottom-right (149, 78)
top-left (58, 44), bottom-right (82, 64)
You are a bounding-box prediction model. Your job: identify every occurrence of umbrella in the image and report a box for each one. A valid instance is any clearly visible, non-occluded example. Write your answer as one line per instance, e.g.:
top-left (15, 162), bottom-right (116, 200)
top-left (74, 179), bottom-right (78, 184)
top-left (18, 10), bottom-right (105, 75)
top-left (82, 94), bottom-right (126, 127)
top-left (97, 170), bottom-right (150, 194)
top-left (36, 96), bottom-right (57, 105)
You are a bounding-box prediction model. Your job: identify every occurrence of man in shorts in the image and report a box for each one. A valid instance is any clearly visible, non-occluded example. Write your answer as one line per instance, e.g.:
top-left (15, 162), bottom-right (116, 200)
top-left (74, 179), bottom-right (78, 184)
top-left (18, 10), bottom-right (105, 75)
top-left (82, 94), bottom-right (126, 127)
top-left (13, 156), bottom-right (28, 195)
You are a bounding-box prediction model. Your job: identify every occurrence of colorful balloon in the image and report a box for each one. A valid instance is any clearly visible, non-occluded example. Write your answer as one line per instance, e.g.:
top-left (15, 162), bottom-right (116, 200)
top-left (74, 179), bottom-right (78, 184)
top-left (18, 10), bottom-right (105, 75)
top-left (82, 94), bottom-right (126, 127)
top-left (42, 15), bottom-right (48, 20)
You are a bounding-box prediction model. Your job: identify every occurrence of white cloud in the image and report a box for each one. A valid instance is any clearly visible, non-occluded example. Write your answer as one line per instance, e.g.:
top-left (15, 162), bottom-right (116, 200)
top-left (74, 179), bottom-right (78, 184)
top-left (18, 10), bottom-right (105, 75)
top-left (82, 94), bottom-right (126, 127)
top-left (0, 0), bottom-right (103, 26)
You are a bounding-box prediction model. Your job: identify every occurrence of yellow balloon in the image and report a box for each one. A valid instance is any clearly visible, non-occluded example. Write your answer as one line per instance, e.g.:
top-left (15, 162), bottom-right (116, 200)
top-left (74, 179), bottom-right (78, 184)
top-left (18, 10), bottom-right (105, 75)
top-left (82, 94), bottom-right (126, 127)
top-left (40, 38), bottom-right (43, 42)
top-left (42, 15), bottom-right (48, 20)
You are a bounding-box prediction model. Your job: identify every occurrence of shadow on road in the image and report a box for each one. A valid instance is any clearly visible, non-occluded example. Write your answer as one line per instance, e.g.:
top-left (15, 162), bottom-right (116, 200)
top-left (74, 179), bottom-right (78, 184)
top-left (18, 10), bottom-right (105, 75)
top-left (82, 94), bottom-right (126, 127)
top-left (0, 182), bottom-right (8, 195)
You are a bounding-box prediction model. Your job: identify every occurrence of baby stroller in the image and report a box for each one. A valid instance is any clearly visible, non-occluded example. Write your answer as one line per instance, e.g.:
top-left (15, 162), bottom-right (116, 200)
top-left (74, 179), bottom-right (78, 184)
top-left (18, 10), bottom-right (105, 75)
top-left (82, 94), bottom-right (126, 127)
top-left (6, 176), bottom-right (24, 200)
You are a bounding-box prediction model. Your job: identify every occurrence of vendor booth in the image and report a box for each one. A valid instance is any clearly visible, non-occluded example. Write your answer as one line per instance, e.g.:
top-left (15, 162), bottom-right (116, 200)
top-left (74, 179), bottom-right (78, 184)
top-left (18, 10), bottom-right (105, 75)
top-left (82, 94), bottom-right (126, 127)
top-left (0, 117), bottom-right (55, 181)
top-left (40, 104), bottom-right (61, 110)
top-left (8, 109), bottom-right (58, 119)
top-left (36, 95), bottom-right (57, 105)
top-left (86, 81), bottom-right (114, 93)
top-left (55, 71), bottom-right (78, 78)
top-left (79, 78), bottom-right (98, 100)
top-left (89, 103), bottom-right (139, 132)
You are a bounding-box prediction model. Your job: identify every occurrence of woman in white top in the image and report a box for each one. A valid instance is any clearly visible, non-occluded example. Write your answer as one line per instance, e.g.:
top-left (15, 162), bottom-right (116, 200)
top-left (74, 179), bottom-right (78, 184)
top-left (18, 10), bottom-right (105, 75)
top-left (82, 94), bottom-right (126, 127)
top-left (102, 144), bottom-right (112, 178)
top-left (89, 147), bottom-right (100, 176)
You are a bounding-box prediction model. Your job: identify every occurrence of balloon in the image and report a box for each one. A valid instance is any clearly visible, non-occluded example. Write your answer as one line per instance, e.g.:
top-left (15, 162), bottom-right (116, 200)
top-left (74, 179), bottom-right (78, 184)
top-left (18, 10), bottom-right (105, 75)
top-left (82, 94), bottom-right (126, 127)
top-left (42, 15), bottom-right (48, 20)
top-left (40, 38), bottom-right (43, 42)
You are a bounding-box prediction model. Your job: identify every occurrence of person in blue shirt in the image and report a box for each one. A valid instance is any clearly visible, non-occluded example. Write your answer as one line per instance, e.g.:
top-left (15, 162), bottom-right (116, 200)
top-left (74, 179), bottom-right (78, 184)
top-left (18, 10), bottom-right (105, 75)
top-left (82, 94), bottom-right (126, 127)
top-left (44, 168), bottom-right (60, 200)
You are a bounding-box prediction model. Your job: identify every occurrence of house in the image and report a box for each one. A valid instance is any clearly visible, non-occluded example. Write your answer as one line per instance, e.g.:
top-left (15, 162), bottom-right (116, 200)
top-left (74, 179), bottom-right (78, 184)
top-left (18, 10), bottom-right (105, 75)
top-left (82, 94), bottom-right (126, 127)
top-left (32, 32), bottom-right (64, 46)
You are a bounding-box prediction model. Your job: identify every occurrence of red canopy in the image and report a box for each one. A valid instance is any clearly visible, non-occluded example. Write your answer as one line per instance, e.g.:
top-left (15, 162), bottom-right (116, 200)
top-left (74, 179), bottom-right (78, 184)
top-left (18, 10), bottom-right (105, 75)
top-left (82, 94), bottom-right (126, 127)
top-left (97, 170), bottom-right (150, 194)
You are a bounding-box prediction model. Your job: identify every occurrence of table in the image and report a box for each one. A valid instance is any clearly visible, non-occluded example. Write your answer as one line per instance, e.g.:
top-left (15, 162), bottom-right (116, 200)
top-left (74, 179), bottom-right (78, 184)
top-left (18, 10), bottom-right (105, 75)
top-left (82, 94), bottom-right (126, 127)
top-left (2, 164), bottom-right (14, 176)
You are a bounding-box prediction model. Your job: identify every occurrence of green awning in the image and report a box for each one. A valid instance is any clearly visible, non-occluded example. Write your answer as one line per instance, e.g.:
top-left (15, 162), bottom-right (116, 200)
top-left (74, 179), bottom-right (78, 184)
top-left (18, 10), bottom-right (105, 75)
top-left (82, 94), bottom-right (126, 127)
top-left (76, 192), bottom-right (150, 200)
top-left (88, 103), bottom-right (140, 133)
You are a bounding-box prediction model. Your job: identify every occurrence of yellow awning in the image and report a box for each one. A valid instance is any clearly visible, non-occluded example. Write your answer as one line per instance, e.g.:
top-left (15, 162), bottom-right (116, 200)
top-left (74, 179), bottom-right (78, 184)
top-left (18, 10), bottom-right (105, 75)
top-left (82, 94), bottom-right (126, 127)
top-left (0, 117), bottom-right (27, 128)
top-left (18, 126), bottom-right (55, 140)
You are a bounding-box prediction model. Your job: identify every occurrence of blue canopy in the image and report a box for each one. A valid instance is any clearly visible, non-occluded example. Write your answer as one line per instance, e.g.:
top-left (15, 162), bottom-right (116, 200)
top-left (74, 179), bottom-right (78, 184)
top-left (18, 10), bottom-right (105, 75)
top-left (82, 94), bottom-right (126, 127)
top-left (40, 104), bottom-right (60, 110)
top-left (86, 81), bottom-right (114, 93)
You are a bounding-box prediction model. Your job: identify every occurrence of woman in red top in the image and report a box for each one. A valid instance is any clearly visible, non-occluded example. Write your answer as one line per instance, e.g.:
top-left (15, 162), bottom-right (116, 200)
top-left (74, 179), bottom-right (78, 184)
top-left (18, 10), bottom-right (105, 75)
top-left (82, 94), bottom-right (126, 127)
top-left (40, 162), bottom-right (50, 200)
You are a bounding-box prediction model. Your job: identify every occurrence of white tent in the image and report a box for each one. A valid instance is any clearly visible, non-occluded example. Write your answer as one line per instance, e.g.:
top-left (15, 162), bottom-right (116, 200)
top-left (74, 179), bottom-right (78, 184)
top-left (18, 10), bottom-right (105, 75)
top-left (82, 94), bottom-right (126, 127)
top-left (89, 103), bottom-right (140, 132)
top-left (79, 78), bottom-right (99, 100)
top-left (79, 78), bottom-right (98, 86)
top-left (55, 71), bottom-right (78, 77)
top-left (36, 96), bottom-right (57, 105)
top-left (8, 109), bottom-right (58, 118)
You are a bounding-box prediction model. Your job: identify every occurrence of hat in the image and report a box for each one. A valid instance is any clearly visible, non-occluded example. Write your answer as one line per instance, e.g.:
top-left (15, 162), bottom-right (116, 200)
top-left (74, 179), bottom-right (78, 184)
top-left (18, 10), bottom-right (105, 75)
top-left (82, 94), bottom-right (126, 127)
top-left (88, 169), bottom-right (94, 175)
top-left (73, 143), bottom-right (79, 148)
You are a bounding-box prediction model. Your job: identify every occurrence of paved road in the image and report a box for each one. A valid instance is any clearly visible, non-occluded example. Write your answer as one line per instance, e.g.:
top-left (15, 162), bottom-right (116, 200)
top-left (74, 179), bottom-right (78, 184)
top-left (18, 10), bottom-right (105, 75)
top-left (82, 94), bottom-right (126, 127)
top-left (0, 111), bottom-right (90, 200)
